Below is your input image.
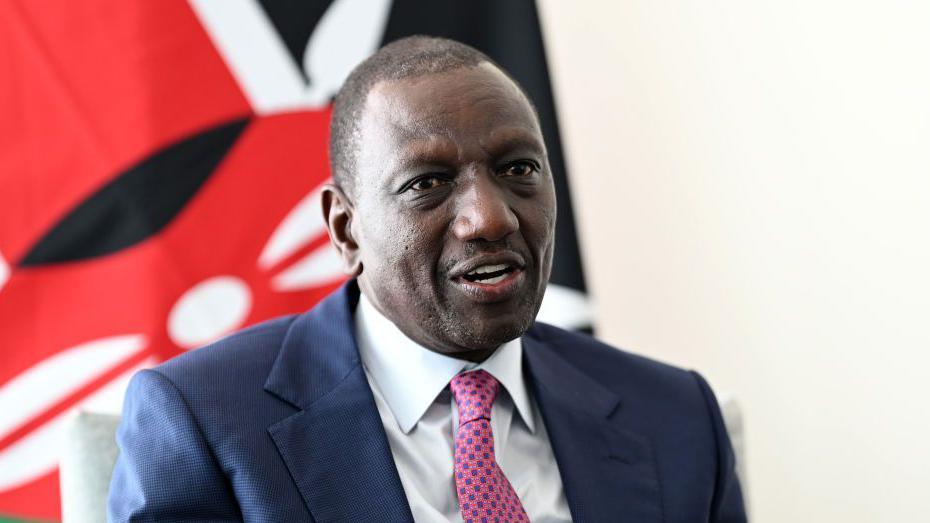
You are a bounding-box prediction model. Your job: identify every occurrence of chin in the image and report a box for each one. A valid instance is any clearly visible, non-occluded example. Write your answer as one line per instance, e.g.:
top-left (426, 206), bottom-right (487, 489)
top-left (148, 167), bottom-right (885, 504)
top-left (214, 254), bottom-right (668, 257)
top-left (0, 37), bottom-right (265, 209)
top-left (442, 303), bottom-right (538, 352)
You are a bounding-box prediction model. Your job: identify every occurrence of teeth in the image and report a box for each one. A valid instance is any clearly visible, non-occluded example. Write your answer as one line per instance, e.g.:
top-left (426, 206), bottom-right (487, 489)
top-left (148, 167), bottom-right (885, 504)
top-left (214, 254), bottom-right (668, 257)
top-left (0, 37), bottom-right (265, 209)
top-left (468, 263), bottom-right (509, 276)
top-left (481, 273), bottom-right (507, 285)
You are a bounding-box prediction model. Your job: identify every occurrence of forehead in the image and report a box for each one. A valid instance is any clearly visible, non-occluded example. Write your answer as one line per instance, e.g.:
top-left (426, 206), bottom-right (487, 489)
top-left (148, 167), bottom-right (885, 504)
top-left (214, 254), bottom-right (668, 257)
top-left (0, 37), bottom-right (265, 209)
top-left (362, 63), bottom-right (541, 142)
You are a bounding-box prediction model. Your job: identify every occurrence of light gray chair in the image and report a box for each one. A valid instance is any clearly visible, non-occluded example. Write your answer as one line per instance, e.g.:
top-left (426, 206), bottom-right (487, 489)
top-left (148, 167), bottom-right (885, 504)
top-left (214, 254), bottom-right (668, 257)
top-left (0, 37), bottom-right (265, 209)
top-left (59, 410), bottom-right (121, 523)
top-left (718, 395), bottom-right (748, 492)
top-left (60, 399), bottom-right (746, 522)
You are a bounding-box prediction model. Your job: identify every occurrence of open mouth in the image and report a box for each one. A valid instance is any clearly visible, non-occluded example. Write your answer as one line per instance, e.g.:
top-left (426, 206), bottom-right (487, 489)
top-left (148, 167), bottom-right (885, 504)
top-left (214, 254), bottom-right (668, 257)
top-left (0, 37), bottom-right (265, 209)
top-left (461, 263), bottom-right (515, 285)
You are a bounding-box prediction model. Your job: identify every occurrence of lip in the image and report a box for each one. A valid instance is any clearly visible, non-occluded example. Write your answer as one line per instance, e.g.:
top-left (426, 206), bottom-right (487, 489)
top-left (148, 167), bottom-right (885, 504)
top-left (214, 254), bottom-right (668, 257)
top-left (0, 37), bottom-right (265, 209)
top-left (452, 268), bottom-right (525, 303)
top-left (448, 251), bottom-right (528, 304)
top-left (448, 252), bottom-right (527, 279)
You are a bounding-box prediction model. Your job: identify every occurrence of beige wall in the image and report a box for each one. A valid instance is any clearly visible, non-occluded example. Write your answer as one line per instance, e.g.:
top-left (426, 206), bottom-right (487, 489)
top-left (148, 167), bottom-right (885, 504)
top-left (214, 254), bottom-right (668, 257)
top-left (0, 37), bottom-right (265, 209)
top-left (537, 1), bottom-right (930, 521)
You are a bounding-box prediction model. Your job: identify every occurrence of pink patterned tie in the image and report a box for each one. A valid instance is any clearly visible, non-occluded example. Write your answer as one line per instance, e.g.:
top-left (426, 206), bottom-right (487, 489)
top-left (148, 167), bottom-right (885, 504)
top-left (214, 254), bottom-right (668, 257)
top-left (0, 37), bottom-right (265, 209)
top-left (450, 370), bottom-right (530, 523)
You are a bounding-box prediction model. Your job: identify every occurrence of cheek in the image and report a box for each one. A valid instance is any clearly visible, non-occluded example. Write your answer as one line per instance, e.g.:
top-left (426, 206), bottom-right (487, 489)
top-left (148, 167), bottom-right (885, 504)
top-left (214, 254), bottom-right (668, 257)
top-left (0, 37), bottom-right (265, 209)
top-left (362, 209), bottom-right (440, 276)
top-left (401, 222), bottom-right (445, 274)
top-left (543, 204), bottom-right (556, 237)
top-left (521, 197), bottom-right (556, 248)
top-left (542, 189), bottom-right (558, 243)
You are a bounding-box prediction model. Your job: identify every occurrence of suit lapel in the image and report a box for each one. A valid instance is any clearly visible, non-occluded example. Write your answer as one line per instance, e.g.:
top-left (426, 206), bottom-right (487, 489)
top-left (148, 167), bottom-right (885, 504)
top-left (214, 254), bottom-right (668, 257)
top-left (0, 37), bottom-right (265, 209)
top-left (264, 283), bottom-right (413, 523)
top-left (261, 283), bottom-right (662, 522)
top-left (523, 328), bottom-right (663, 523)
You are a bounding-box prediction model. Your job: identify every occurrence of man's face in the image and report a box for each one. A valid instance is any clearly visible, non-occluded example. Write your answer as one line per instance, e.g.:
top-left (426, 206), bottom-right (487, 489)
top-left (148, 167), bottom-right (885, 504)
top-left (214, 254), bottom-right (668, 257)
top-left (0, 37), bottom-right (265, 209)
top-left (349, 63), bottom-right (556, 359)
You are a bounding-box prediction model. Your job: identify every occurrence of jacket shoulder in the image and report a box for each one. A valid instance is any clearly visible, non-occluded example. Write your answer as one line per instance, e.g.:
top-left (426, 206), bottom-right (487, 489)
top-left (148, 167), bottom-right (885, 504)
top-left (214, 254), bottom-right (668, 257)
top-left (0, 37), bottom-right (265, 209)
top-left (527, 322), bottom-right (745, 520)
top-left (526, 321), bottom-right (723, 436)
top-left (528, 321), bottom-right (701, 396)
top-left (153, 314), bottom-right (298, 390)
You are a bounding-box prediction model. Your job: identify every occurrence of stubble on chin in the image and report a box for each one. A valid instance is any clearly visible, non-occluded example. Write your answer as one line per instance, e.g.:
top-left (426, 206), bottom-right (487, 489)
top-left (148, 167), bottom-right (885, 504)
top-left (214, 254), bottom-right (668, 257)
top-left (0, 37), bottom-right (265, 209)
top-left (433, 285), bottom-right (542, 353)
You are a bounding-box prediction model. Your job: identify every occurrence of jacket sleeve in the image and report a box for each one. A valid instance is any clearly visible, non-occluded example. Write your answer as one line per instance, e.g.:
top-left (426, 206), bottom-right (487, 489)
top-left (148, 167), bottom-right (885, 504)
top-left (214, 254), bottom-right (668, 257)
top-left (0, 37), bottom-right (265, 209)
top-left (107, 369), bottom-right (242, 522)
top-left (691, 371), bottom-right (748, 523)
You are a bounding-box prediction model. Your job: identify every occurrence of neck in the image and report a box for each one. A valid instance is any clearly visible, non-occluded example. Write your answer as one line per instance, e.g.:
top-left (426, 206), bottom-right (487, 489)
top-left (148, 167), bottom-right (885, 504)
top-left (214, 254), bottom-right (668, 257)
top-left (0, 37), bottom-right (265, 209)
top-left (455, 346), bottom-right (498, 364)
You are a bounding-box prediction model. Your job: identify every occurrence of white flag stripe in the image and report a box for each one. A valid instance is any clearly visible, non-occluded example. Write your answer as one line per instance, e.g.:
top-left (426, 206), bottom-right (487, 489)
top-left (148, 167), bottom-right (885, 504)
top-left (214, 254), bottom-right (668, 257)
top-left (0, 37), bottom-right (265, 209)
top-left (188, 0), bottom-right (321, 113)
top-left (0, 335), bottom-right (146, 440)
top-left (0, 359), bottom-right (154, 492)
top-left (0, 412), bottom-right (69, 491)
top-left (302, 0), bottom-right (392, 103)
top-left (189, 0), bottom-right (391, 114)
top-left (167, 276), bottom-right (252, 349)
top-left (258, 184), bottom-right (328, 269)
top-left (271, 242), bottom-right (344, 292)
top-left (77, 357), bottom-right (158, 415)
top-left (0, 249), bottom-right (9, 293)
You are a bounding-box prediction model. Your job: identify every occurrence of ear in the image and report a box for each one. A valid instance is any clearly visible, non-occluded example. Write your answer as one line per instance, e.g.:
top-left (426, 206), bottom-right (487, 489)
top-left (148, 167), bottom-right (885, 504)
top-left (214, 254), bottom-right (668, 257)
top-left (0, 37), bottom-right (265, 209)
top-left (321, 183), bottom-right (362, 277)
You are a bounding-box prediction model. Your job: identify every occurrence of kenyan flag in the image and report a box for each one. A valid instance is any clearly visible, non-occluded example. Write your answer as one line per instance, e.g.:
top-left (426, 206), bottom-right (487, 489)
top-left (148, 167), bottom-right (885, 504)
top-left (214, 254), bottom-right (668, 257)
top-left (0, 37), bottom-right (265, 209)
top-left (0, 1), bottom-right (589, 519)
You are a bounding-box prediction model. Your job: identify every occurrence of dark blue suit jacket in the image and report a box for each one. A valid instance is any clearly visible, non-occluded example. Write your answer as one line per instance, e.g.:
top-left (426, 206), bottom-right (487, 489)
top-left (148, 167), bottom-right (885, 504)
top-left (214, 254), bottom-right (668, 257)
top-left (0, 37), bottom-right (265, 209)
top-left (108, 282), bottom-right (745, 522)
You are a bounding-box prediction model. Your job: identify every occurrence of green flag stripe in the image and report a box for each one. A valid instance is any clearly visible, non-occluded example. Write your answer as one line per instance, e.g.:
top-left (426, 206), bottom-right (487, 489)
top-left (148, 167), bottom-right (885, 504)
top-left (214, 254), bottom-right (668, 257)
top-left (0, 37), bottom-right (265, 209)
top-left (0, 515), bottom-right (52, 523)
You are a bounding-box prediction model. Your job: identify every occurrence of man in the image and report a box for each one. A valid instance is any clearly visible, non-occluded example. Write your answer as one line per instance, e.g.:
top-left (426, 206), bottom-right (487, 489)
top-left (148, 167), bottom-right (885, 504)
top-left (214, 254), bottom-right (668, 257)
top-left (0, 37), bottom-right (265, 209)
top-left (109, 36), bottom-right (745, 522)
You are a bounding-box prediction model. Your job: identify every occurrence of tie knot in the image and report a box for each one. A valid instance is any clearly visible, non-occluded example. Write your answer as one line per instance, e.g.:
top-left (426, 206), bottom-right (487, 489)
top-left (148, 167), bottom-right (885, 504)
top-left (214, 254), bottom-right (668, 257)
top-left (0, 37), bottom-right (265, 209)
top-left (449, 369), bottom-right (499, 425)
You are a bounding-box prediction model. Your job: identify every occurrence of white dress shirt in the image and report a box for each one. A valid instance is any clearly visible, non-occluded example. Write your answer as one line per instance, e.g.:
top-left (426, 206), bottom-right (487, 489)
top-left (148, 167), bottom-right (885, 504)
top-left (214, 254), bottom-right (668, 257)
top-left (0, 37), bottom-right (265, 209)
top-left (354, 294), bottom-right (572, 523)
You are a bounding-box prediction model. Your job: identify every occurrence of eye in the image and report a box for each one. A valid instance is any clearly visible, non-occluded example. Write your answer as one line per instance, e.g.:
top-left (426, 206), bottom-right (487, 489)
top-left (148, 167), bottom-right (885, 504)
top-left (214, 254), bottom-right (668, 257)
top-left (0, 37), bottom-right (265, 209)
top-left (500, 160), bottom-right (539, 178)
top-left (405, 175), bottom-right (449, 192)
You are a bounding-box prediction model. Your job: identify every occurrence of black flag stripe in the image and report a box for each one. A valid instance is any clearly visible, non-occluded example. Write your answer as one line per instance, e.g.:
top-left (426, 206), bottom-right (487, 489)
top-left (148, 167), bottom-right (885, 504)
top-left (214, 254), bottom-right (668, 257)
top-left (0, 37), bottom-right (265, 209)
top-left (20, 118), bottom-right (249, 266)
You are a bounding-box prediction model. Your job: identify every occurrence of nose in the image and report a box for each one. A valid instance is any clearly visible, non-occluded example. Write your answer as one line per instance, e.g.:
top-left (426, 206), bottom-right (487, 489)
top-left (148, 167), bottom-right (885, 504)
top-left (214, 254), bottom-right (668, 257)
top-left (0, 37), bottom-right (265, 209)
top-left (451, 174), bottom-right (519, 242)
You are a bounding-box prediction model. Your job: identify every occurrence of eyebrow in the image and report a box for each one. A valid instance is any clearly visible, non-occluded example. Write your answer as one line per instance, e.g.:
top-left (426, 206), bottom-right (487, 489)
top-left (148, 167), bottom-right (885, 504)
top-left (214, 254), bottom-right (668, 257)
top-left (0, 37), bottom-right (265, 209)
top-left (388, 137), bottom-right (460, 173)
top-left (383, 126), bottom-right (546, 182)
top-left (482, 129), bottom-right (547, 158)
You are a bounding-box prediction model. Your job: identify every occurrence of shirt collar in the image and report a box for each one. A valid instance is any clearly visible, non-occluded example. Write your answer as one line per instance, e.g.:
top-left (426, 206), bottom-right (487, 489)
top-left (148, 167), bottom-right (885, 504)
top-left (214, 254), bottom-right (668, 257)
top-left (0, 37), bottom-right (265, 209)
top-left (354, 292), bottom-right (536, 434)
